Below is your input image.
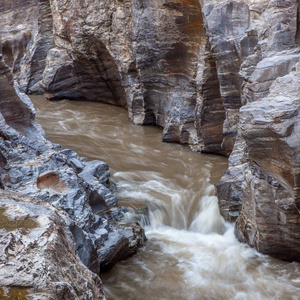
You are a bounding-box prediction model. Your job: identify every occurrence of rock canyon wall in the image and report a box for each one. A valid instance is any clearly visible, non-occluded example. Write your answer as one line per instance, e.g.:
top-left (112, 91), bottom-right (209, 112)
top-left (215, 0), bottom-right (300, 261)
top-left (1, 0), bottom-right (300, 286)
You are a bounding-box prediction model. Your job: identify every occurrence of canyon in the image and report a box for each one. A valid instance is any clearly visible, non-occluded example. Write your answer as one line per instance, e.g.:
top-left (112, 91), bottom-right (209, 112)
top-left (0, 0), bottom-right (300, 298)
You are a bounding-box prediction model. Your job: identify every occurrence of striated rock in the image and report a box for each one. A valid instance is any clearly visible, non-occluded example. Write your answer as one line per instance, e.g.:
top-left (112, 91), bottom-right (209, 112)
top-left (198, 0), bottom-right (252, 154)
top-left (1, 0), bottom-right (298, 155)
top-left (195, 42), bottom-right (226, 154)
top-left (234, 64), bottom-right (300, 261)
top-left (42, 46), bottom-right (127, 106)
top-left (40, 0), bottom-right (207, 147)
top-left (38, 0), bottom-right (245, 152)
top-left (0, 55), bottom-right (145, 277)
top-left (215, 134), bottom-right (246, 222)
top-left (0, 0), bottom-right (54, 94)
top-left (0, 190), bottom-right (105, 299)
top-left (131, 0), bottom-right (206, 147)
top-left (41, 0), bottom-right (128, 106)
top-left (0, 0), bottom-right (265, 153)
top-left (215, 0), bottom-right (300, 261)
top-left (198, 0), bottom-right (299, 155)
top-left (218, 62), bottom-right (300, 261)
top-left (39, 0), bottom-right (298, 155)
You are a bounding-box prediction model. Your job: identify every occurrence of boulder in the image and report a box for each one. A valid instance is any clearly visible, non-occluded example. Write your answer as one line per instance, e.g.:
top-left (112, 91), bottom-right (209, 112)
top-left (0, 190), bottom-right (106, 299)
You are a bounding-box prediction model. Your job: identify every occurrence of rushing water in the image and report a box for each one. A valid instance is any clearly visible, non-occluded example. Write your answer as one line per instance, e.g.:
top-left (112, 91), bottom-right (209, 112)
top-left (31, 96), bottom-right (300, 300)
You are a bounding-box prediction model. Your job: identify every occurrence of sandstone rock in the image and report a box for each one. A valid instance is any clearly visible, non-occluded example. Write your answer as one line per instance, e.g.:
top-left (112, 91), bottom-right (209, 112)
top-left (0, 190), bottom-right (106, 299)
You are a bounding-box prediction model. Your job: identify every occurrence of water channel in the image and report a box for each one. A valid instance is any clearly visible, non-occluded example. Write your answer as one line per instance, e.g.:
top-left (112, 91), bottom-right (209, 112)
top-left (31, 96), bottom-right (300, 300)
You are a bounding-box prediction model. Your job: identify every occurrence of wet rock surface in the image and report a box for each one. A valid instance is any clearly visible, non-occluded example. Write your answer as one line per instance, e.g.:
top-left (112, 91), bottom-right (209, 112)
top-left (0, 55), bottom-right (145, 283)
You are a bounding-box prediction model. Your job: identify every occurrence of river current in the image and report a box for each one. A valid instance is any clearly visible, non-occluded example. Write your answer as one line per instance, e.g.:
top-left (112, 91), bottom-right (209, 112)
top-left (31, 96), bottom-right (300, 300)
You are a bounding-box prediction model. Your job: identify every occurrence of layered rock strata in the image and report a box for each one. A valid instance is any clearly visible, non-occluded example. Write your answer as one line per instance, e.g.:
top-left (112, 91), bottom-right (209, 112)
top-left (0, 56), bottom-right (145, 278)
top-left (216, 0), bottom-right (300, 260)
top-left (41, 0), bottom-right (208, 147)
top-left (219, 63), bottom-right (300, 261)
top-left (0, 0), bottom-right (232, 153)
top-left (2, 0), bottom-right (299, 155)
top-left (0, 0), bottom-right (54, 94)
top-left (0, 0), bottom-right (258, 154)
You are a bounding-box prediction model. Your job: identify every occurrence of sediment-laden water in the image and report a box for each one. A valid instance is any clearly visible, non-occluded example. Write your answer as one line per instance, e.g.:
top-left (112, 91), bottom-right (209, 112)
top-left (31, 96), bottom-right (300, 300)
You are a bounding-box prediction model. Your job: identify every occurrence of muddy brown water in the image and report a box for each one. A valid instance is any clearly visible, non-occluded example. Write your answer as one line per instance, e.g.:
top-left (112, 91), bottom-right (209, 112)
top-left (31, 96), bottom-right (300, 300)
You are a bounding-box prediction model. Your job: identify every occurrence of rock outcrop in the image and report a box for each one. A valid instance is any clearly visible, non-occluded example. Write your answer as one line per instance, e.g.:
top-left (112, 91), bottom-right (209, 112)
top-left (0, 190), bottom-right (106, 299)
top-left (0, 0), bottom-right (54, 94)
top-left (40, 0), bottom-right (208, 147)
top-left (1, 0), bottom-right (300, 263)
top-left (219, 63), bottom-right (300, 261)
top-left (216, 0), bottom-right (300, 260)
top-left (0, 54), bottom-right (145, 278)
top-left (1, 0), bottom-right (299, 155)
top-left (0, 0), bottom-right (267, 154)
top-left (0, 0), bottom-right (236, 153)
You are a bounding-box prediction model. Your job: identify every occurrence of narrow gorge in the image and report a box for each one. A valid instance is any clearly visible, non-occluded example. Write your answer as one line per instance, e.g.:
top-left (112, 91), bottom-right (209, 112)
top-left (0, 0), bottom-right (300, 299)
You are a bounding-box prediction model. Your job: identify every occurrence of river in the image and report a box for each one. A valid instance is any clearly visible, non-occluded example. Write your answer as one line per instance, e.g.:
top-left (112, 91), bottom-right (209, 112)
top-left (31, 96), bottom-right (300, 300)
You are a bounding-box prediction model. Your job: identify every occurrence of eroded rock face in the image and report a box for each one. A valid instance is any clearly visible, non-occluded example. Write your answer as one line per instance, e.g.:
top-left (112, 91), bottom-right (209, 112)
top-left (0, 56), bottom-right (145, 276)
top-left (198, 0), bottom-right (252, 155)
top-left (41, 0), bottom-right (129, 106)
top-left (131, 0), bottom-right (206, 146)
top-left (1, 0), bottom-right (299, 155)
top-left (0, 190), bottom-right (106, 300)
top-left (0, 0), bottom-right (54, 94)
top-left (0, 0), bottom-right (257, 153)
top-left (39, 0), bottom-right (245, 153)
top-left (216, 0), bottom-right (300, 260)
top-left (231, 65), bottom-right (300, 261)
top-left (41, 0), bottom-right (207, 147)
top-left (40, 0), bottom-right (299, 155)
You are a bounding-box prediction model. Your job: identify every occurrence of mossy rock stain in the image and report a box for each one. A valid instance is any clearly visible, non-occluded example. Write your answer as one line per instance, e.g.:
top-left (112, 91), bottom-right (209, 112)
top-left (0, 287), bottom-right (29, 299)
top-left (0, 208), bottom-right (37, 233)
